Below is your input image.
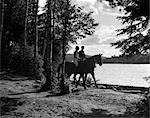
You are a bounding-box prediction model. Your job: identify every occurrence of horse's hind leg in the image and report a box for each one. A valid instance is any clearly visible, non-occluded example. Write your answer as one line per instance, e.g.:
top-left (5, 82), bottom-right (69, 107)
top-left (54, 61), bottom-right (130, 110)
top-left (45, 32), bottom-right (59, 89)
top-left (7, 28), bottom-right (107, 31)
top-left (73, 73), bottom-right (77, 84)
top-left (75, 74), bottom-right (81, 88)
top-left (84, 74), bottom-right (88, 88)
top-left (91, 72), bottom-right (98, 88)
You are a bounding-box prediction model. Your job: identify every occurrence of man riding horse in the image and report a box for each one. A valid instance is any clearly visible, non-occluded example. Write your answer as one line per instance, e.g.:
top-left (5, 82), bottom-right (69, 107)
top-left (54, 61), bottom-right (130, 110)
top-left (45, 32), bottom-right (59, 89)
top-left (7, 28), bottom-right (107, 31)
top-left (79, 46), bottom-right (86, 61)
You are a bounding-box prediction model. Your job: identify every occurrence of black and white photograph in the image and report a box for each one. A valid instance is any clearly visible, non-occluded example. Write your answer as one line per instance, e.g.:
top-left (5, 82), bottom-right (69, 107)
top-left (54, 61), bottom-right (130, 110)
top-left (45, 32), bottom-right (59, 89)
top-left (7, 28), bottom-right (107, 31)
top-left (0, 0), bottom-right (150, 117)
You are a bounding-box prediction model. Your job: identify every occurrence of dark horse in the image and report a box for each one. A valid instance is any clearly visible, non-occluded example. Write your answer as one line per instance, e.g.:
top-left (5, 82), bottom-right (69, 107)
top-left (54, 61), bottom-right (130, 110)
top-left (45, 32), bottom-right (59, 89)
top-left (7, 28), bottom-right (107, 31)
top-left (65, 54), bottom-right (102, 89)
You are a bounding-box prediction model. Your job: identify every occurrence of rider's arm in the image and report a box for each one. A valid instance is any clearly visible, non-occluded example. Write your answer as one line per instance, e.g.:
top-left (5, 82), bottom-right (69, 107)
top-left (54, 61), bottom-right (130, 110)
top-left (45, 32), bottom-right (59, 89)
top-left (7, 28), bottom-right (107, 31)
top-left (83, 51), bottom-right (86, 58)
top-left (74, 51), bottom-right (79, 59)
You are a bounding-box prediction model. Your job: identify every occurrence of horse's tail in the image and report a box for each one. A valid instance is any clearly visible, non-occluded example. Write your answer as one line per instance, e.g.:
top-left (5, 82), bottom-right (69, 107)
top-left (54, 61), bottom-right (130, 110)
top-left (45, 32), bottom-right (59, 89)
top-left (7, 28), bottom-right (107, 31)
top-left (57, 63), bottom-right (62, 72)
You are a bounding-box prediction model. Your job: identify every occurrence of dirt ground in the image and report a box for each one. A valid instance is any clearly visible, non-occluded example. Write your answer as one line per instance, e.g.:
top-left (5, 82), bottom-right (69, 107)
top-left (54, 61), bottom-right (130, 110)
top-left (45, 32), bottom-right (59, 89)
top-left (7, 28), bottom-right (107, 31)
top-left (0, 74), bottom-right (147, 118)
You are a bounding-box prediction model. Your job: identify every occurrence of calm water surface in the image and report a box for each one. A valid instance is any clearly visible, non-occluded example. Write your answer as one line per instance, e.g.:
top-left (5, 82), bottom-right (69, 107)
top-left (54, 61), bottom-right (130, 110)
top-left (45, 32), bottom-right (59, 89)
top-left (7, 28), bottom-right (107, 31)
top-left (94, 64), bottom-right (150, 87)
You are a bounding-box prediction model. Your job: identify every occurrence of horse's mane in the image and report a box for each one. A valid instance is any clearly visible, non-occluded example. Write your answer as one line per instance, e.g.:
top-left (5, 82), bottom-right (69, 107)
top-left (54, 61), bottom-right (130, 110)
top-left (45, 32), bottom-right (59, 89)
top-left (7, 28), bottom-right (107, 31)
top-left (83, 55), bottom-right (96, 64)
top-left (85, 55), bottom-right (97, 60)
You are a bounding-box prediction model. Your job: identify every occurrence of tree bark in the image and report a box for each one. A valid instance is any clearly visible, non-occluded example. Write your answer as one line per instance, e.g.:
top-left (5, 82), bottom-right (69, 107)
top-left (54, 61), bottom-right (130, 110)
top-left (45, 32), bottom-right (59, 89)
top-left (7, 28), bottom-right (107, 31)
top-left (35, 0), bottom-right (39, 57)
top-left (42, 37), bottom-right (47, 58)
top-left (60, 0), bottom-right (70, 94)
top-left (24, 0), bottom-right (28, 49)
top-left (41, 0), bottom-right (53, 91)
top-left (50, 0), bottom-right (53, 84)
top-left (0, 0), bottom-right (4, 71)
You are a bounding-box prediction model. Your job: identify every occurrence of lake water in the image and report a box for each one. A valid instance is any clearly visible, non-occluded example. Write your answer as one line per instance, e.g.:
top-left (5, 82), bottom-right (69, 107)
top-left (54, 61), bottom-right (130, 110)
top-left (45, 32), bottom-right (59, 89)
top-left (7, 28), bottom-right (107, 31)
top-left (93, 64), bottom-right (150, 87)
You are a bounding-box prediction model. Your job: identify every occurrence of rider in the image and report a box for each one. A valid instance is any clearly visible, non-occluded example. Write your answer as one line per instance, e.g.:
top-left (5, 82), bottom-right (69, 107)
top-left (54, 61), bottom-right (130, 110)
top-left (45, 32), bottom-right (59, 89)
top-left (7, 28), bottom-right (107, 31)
top-left (79, 46), bottom-right (86, 61)
top-left (74, 46), bottom-right (80, 67)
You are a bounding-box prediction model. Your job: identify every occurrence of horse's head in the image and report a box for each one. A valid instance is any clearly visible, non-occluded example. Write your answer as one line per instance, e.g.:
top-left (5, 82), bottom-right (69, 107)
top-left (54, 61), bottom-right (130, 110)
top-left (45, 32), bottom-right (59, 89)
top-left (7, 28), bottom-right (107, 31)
top-left (93, 54), bottom-right (102, 66)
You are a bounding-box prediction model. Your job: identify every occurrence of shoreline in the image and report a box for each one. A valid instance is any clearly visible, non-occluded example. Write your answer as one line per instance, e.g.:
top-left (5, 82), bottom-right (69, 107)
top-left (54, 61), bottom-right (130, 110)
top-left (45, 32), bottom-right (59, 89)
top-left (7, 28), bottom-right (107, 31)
top-left (97, 83), bottom-right (149, 90)
top-left (97, 83), bottom-right (149, 94)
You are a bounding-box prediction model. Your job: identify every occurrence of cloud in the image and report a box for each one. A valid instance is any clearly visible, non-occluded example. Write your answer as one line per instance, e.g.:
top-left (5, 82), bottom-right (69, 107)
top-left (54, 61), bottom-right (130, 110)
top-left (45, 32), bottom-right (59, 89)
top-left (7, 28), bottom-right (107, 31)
top-left (99, 37), bottom-right (117, 44)
top-left (39, 0), bottom-right (47, 14)
top-left (98, 1), bottom-right (124, 16)
top-left (81, 25), bottom-right (118, 45)
top-left (39, 0), bottom-right (47, 7)
top-left (75, 0), bottom-right (97, 5)
top-left (74, 0), bottom-right (124, 16)
top-left (96, 25), bottom-right (118, 43)
top-left (81, 35), bottom-right (100, 45)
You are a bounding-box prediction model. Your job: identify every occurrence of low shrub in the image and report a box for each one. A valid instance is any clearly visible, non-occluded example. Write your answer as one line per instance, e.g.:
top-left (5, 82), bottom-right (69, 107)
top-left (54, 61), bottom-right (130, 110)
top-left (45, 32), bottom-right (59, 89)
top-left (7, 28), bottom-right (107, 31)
top-left (9, 44), bottom-right (45, 81)
top-left (135, 93), bottom-right (150, 117)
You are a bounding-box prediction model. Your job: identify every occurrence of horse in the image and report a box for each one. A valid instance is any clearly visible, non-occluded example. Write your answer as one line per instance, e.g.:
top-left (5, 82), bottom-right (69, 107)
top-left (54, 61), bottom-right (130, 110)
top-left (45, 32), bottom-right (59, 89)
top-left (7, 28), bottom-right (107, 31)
top-left (65, 54), bottom-right (102, 89)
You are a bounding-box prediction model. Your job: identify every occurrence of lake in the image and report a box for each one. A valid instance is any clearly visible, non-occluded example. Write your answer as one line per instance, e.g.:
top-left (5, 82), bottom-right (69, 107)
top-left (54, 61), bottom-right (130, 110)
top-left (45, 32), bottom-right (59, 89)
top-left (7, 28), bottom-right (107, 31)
top-left (71, 64), bottom-right (150, 87)
top-left (94, 64), bottom-right (150, 87)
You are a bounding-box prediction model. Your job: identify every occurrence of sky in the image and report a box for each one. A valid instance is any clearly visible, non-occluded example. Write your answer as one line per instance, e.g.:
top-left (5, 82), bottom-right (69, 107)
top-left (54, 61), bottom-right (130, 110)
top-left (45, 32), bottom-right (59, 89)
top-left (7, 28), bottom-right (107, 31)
top-left (39, 0), bottom-right (126, 57)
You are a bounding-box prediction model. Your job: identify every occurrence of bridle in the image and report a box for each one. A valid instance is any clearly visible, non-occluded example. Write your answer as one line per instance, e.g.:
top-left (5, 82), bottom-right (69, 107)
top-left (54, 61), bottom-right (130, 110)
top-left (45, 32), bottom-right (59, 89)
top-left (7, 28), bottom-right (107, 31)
top-left (93, 55), bottom-right (102, 65)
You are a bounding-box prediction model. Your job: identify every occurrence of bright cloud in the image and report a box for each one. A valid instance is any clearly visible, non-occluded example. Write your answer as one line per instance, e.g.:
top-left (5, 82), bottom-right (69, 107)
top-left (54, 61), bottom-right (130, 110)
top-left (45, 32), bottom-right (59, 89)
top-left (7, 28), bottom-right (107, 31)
top-left (74, 0), bottom-right (124, 16)
top-left (39, 0), bottom-right (46, 7)
top-left (81, 25), bottom-right (118, 45)
top-left (98, 1), bottom-right (124, 16)
top-left (39, 0), bottom-right (47, 14)
top-left (75, 0), bottom-right (97, 5)
top-left (96, 25), bottom-right (117, 43)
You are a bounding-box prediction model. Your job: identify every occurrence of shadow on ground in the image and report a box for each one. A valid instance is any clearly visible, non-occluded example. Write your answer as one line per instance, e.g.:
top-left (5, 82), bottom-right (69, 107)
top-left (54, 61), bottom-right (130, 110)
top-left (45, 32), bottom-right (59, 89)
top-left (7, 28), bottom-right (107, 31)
top-left (0, 97), bottom-right (26, 116)
top-left (62, 108), bottom-right (141, 118)
top-left (0, 74), bottom-right (33, 81)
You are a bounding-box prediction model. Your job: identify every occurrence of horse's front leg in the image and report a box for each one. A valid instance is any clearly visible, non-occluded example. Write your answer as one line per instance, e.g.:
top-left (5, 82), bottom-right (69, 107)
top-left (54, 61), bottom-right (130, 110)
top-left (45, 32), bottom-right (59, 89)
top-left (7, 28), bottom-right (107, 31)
top-left (82, 74), bottom-right (86, 89)
top-left (84, 73), bottom-right (88, 86)
top-left (73, 73), bottom-right (77, 84)
top-left (91, 72), bottom-right (98, 88)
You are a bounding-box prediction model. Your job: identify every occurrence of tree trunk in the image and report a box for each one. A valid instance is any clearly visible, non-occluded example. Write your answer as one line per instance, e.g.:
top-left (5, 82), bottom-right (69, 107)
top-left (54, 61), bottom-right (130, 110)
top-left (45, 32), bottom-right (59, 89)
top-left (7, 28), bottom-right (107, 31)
top-left (0, 0), bottom-right (4, 71)
top-left (42, 37), bottom-right (47, 58)
top-left (60, 0), bottom-right (70, 94)
top-left (41, 0), bottom-right (53, 91)
top-left (50, 0), bottom-right (53, 86)
top-left (35, 0), bottom-right (39, 57)
top-left (24, 0), bottom-right (28, 49)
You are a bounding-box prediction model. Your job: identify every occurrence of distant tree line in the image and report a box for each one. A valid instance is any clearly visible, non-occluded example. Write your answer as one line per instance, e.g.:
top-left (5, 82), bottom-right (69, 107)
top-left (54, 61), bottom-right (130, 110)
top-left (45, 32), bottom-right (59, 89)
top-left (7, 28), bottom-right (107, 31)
top-left (103, 54), bottom-right (150, 64)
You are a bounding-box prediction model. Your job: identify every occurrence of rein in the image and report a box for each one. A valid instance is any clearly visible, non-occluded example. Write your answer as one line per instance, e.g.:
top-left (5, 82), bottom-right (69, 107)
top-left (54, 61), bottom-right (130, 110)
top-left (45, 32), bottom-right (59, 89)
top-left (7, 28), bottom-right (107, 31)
top-left (93, 56), bottom-right (96, 63)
